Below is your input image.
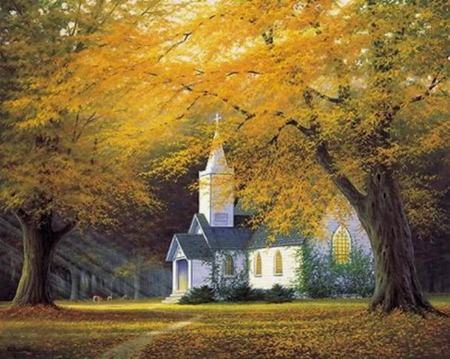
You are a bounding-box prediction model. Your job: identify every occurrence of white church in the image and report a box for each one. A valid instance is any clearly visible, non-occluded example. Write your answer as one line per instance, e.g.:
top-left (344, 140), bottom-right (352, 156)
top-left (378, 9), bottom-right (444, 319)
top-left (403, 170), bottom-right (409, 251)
top-left (164, 115), bottom-right (371, 303)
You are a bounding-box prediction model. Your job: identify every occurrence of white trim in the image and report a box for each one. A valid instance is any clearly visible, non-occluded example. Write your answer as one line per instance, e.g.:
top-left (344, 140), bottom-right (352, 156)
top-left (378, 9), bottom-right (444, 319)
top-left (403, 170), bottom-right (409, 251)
top-left (188, 260), bottom-right (193, 289)
top-left (171, 261), bottom-right (177, 294)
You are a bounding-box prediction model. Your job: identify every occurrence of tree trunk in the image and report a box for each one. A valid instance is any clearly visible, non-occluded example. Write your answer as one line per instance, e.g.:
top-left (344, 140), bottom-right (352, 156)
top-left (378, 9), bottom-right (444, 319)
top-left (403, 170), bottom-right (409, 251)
top-left (70, 269), bottom-right (80, 301)
top-left (355, 167), bottom-right (434, 314)
top-left (316, 140), bottom-right (439, 314)
top-left (12, 217), bottom-right (58, 306)
top-left (12, 212), bottom-right (75, 307)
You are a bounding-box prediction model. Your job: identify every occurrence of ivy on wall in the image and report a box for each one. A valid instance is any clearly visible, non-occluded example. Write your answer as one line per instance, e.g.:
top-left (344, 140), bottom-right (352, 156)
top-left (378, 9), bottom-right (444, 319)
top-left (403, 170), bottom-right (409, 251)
top-left (296, 241), bottom-right (375, 298)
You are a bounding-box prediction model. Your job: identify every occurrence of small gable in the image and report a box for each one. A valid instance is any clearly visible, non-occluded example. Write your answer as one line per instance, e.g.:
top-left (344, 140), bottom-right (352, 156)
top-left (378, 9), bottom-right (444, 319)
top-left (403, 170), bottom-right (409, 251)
top-left (169, 234), bottom-right (213, 261)
top-left (166, 237), bottom-right (183, 262)
top-left (175, 245), bottom-right (185, 259)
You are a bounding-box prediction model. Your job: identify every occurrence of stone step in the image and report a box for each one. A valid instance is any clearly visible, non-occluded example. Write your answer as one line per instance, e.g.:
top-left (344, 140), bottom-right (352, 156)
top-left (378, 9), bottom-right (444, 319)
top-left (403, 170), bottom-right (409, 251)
top-left (161, 292), bottom-right (186, 304)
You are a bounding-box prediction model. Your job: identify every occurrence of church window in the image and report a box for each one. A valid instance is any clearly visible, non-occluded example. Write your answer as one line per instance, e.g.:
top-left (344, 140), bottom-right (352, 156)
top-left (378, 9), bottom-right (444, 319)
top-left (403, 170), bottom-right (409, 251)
top-left (224, 255), bottom-right (234, 276)
top-left (274, 250), bottom-right (283, 275)
top-left (255, 252), bottom-right (262, 276)
top-left (214, 212), bottom-right (228, 226)
top-left (332, 225), bottom-right (351, 264)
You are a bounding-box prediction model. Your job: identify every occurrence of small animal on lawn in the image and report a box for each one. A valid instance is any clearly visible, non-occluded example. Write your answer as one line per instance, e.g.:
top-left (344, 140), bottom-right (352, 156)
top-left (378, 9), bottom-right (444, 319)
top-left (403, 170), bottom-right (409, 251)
top-left (92, 295), bottom-right (102, 302)
top-left (107, 295), bottom-right (113, 301)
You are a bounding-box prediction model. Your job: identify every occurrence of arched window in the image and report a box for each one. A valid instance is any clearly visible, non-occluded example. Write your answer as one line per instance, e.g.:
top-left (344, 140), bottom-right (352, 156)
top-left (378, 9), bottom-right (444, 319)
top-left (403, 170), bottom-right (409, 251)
top-left (255, 252), bottom-right (262, 276)
top-left (274, 250), bottom-right (283, 275)
top-left (224, 255), bottom-right (234, 276)
top-left (332, 225), bottom-right (351, 264)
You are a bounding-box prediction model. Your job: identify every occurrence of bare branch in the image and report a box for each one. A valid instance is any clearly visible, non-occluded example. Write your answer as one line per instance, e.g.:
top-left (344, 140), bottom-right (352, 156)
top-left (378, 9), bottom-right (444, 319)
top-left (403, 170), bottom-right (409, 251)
top-left (306, 87), bottom-right (343, 104)
top-left (74, 112), bottom-right (97, 142)
top-left (226, 70), bottom-right (262, 77)
top-left (157, 32), bottom-right (192, 63)
top-left (69, 0), bottom-right (83, 37)
top-left (410, 76), bottom-right (445, 103)
top-left (179, 83), bottom-right (256, 122)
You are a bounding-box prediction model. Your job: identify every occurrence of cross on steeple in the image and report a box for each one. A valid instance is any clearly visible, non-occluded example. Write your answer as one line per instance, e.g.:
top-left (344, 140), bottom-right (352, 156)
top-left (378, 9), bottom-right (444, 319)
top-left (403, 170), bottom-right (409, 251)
top-left (215, 112), bottom-right (222, 125)
top-left (214, 113), bottom-right (222, 139)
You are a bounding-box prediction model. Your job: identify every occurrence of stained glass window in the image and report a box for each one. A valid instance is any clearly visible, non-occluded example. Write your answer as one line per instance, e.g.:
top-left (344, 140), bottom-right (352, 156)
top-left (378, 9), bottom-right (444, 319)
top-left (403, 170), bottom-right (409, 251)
top-left (255, 252), bottom-right (262, 276)
top-left (224, 255), bottom-right (234, 276)
top-left (332, 225), bottom-right (351, 264)
top-left (274, 250), bottom-right (283, 275)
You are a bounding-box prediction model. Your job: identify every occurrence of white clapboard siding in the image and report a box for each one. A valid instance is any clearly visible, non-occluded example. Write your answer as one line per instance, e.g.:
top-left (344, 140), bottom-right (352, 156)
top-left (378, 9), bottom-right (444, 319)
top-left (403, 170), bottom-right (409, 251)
top-left (248, 246), bottom-right (302, 289)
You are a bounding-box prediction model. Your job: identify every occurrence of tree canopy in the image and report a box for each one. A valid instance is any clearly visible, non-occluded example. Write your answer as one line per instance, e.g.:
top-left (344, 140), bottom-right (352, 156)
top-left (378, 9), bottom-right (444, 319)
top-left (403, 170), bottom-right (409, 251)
top-left (49, 0), bottom-right (449, 236)
top-left (1, 0), bottom-right (448, 312)
top-left (0, 0), bottom-right (174, 228)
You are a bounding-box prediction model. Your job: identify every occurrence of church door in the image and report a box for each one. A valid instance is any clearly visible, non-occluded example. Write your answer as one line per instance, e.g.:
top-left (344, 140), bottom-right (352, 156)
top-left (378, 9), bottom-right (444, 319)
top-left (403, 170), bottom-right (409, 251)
top-left (177, 259), bottom-right (188, 292)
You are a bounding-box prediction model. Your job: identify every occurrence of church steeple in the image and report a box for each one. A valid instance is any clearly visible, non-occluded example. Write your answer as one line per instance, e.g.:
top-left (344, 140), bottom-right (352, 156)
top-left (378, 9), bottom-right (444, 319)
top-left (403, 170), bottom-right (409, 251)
top-left (199, 113), bottom-right (235, 227)
top-left (204, 114), bottom-right (233, 174)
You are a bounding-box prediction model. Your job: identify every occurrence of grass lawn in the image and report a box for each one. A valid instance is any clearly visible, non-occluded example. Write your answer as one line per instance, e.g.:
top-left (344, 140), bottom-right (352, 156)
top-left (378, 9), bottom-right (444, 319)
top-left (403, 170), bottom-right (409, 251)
top-left (0, 297), bottom-right (449, 358)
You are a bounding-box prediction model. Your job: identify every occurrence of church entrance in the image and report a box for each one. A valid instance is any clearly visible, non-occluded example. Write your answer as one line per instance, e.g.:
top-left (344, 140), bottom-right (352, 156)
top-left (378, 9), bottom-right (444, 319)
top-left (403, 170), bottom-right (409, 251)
top-left (176, 259), bottom-right (188, 292)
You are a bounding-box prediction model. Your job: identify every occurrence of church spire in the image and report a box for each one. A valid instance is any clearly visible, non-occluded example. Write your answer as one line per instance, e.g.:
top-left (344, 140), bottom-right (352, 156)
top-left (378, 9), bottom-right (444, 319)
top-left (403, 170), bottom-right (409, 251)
top-left (204, 113), bottom-right (232, 174)
top-left (199, 113), bottom-right (235, 227)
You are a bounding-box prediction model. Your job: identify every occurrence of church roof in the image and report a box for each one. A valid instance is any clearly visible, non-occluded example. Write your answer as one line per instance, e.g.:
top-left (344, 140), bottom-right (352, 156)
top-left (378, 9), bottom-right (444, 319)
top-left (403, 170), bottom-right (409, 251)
top-left (166, 213), bottom-right (304, 262)
top-left (189, 213), bottom-right (252, 250)
top-left (203, 143), bottom-right (233, 174)
top-left (207, 226), bottom-right (253, 250)
top-left (168, 233), bottom-right (213, 261)
top-left (247, 227), bottom-right (305, 249)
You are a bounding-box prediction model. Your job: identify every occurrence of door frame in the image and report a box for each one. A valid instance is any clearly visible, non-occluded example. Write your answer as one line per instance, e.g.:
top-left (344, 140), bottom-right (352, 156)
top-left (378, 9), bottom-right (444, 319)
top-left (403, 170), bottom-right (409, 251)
top-left (176, 259), bottom-right (189, 292)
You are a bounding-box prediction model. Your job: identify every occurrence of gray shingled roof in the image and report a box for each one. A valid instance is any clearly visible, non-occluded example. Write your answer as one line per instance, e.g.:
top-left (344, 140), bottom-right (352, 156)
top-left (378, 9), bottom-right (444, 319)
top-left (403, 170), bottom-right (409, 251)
top-left (167, 213), bottom-right (305, 262)
top-left (191, 214), bottom-right (252, 249)
top-left (247, 227), bottom-right (305, 249)
top-left (208, 226), bottom-right (253, 249)
top-left (174, 234), bottom-right (213, 260)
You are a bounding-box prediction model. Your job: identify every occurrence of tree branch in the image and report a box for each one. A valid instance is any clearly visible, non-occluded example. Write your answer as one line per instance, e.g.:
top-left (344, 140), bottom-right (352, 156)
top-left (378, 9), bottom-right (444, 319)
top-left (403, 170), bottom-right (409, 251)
top-left (53, 221), bottom-right (77, 241)
top-left (315, 142), bottom-right (365, 206)
top-left (269, 113), bottom-right (366, 206)
top-left (157, 32), bottom-right (192, 63)
top-left (410, 76), bottom-right (445, 103)
top-left (179, 83), bottom-right (256, 122)
top-left (306, 87), bottom-right (343, 104)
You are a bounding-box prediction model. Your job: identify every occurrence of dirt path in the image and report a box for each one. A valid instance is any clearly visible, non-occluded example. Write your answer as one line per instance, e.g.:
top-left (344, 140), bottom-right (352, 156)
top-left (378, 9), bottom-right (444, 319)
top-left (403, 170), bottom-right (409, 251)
top-left (100, 316), bottom-right (201, 359)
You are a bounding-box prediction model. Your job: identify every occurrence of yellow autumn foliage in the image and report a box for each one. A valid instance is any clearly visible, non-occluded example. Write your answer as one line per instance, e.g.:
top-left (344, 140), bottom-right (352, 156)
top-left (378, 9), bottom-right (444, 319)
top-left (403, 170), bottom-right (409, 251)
top-left (43, 0), bottom-right (448, 238)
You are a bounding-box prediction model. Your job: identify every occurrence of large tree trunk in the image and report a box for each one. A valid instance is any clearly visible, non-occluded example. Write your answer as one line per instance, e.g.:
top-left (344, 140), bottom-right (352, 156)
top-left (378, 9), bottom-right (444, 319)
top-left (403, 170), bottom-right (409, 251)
top-left (12, 212), bottom-right (75, 307)
top-left (12, 217), bottom-right (57, 306)
top-left (315, 142), bottom-right (438, 314)
top-left (355, 167), bottom-right (434, 314)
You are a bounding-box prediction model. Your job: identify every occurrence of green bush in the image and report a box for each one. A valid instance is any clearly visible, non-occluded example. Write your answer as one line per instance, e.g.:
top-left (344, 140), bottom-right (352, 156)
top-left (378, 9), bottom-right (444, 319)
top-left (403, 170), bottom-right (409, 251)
top-left (297, 240), bottom-right (374, 298)
top-left (179, 285), bottom-right (215, 304)
top-left (265, 284), bottom-right (295, 303)
top-left (221, 283), bottom-right (266, 302)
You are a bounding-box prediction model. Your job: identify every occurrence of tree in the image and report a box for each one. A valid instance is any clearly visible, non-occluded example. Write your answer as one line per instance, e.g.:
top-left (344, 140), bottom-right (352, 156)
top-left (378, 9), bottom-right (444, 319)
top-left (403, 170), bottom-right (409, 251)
top-left (0, 0), bottom-right (170, 306)
top-left (60, 0), bottom-right (448, 314)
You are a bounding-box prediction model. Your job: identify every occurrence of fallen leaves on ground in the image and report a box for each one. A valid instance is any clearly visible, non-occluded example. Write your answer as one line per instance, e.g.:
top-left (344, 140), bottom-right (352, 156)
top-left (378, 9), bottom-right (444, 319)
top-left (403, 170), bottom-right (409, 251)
top-left (0, 298), bottom-right (449, 359)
